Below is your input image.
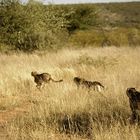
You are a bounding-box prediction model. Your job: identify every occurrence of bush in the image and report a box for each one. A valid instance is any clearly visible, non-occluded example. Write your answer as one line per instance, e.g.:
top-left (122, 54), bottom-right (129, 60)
top-left (0, 0), bottom-right (69, 52)
top-left (69, 27), bottom-right (140, 47)
top-left (69, 30), bottom-right (105, 47)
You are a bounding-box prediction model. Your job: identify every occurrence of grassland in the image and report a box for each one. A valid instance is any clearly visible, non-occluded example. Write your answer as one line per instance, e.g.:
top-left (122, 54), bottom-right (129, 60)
top-left (0, 1), bottom-right (140, 139)
top-left (0, 46), bottom-right (140, 139)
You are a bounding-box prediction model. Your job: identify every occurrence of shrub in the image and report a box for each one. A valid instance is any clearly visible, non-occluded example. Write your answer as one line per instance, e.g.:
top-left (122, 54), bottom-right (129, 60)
top-left (69, 27), bottom-right (140, 47)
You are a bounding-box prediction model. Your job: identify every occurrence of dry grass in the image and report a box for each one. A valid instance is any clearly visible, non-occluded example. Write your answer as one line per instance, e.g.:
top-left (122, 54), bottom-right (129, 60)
top-left (1, 46), bottom-right (140, 140)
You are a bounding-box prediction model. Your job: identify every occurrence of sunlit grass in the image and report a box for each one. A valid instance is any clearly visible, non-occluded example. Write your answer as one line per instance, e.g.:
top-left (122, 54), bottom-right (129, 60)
top-left (1, 47), bottom-right (140, 139)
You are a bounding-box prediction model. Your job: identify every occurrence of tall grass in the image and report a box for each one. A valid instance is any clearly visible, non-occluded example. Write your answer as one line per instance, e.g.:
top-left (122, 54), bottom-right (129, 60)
top-left (1, 47), bottom-right (140, 139)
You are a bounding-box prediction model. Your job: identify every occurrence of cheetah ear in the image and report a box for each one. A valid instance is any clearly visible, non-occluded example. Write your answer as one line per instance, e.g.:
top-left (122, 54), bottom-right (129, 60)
top-left (126, 88), bottom-right (135, 98)
top-left (31, 71), bottom-right (38, 76)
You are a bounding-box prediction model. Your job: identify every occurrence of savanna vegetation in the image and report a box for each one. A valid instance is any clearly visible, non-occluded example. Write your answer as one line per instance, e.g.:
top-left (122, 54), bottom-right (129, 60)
top-left (0, 0), bottom-right (140, 52)
top-left (1, 0), bottom-right (140, 140)
top-left (0, 47), bottom-right (140, 139)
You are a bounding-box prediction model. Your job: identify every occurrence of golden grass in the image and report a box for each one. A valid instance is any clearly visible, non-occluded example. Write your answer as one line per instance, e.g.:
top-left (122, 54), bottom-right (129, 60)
top-left (1, 47), bottom-right (140, 139)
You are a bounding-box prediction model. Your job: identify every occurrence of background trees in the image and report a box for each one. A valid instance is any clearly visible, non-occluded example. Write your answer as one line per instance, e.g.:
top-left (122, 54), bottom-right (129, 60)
top-left (0, 0), bottom-right (140, 52)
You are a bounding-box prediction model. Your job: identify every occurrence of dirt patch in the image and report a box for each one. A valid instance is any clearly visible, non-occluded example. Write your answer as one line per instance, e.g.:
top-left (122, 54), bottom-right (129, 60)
top-left (0, 102), bottom-right (31, 139)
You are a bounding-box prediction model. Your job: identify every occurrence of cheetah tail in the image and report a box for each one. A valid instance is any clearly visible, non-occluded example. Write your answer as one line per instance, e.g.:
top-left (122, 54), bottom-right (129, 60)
top-left (99, 83), bottom-right (105, 89)
top-left (51, 78), bottom-right (63, 82)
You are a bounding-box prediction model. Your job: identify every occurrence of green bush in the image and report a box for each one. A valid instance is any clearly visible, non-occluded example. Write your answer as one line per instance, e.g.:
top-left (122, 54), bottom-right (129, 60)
top-left (0, 1), bottom-right (140, 52)
top-left (69, 27), bottom-right (140, 47)
top-left (69, 30), bottom-right (105, 47)
top-left (0, 0), bottom-right (70, 52)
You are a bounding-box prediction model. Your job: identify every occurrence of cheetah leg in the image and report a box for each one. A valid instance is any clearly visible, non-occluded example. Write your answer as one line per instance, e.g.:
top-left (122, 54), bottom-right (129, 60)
top-left (42, 83), bottom-right (46, 89)
top-left (97, 85), bottom-right (102, 92)
top-left (36, 84), bottom-right (42, 90)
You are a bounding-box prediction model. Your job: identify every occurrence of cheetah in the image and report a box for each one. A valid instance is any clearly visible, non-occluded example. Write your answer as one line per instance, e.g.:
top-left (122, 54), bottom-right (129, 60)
top-left (31, 71), bottom-right (63, 89)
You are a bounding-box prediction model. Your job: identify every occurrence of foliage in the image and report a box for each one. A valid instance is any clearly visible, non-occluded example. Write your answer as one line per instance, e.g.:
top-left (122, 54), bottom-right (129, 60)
top-left (64, 4), bottom-right (97, 33)
top-left (69, 27), bottom-right (140, 47)
top-left (0, 1), bottom-right (98, 52)
top-left (0, 1), bottom-right (140, 52)
top-left (0, 0), bottom-right (69, 51)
